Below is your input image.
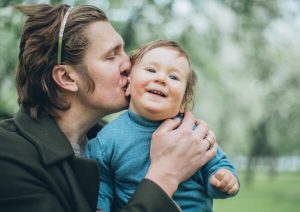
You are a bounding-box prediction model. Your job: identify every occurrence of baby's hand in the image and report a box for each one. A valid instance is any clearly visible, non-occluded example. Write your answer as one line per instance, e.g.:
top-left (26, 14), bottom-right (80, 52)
top-left (210, 168), bottom-right (239, 194)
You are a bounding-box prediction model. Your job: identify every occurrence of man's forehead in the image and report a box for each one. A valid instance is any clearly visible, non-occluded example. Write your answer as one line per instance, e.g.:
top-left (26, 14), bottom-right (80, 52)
top-left (99, 28), bottom-right (123, 49)
top-left (106, 34), bottom-right (124, 49)
top-left (86, 21), bottom-right (124, 51)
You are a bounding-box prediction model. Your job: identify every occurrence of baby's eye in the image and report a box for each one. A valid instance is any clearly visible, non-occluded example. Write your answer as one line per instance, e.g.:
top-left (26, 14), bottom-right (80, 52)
top-left (169, 75), bottom-right (178, 80)
top-left (146, 67), bottom-right (156, 73)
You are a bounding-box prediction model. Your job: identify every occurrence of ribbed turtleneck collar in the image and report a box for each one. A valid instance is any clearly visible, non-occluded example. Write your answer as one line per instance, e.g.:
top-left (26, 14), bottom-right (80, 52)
top-left (127, 109), bottom-right (163, 129)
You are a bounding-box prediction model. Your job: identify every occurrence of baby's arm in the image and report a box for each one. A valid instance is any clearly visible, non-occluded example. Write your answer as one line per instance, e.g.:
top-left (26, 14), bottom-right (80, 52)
top-left (201, 146), bottom-right (239, 198)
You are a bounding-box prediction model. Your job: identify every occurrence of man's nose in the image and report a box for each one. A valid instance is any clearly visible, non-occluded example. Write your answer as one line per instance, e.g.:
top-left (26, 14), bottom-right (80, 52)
top-left (120, 52), bottom-right (131, 76)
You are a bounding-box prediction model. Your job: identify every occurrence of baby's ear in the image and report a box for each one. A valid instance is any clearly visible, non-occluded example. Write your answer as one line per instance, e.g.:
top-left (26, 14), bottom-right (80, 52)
top-left (179, 104), bottom-right (186, 113)
top-left (125, 77), bottom-right (131, 96)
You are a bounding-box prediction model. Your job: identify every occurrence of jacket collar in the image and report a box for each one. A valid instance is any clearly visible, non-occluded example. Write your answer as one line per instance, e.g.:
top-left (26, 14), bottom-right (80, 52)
top-left (14, 110), bottom-right (74, 165)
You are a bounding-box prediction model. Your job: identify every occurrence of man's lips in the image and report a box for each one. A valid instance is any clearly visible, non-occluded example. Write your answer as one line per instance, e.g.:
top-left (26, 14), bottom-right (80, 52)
top-left (121, 78), bottom-right (129, 91)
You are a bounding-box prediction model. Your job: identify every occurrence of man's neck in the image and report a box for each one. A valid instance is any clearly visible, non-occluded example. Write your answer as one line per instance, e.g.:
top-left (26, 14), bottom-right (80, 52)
top-left (53, 106), bottom-right (101, 145)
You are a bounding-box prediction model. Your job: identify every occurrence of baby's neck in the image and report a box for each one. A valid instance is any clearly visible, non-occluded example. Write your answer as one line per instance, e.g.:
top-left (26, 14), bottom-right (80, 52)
top-left (129, 107), bottom-right (179, 121)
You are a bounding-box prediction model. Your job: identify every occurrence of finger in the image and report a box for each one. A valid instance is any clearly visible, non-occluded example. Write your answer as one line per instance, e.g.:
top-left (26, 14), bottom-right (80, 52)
top-left (218, 172), bottom-right (231, 190)
top-left (205, 142), bottom-right (217, 161)
top-left (214, 169), bottom-right (226, 181)
top-left (204, 130), bottom-right (216, 147)
top-left (156, 118), bottom-right (181, 134)
top-left (178, 111), bottom-right (196, 131)
top-left (210, 175), bottom-right (221, 188)
top-left (202, 138), bottom-right (212, 150)
top-left (194, 118), bottom-right (207, 127)
top-left (228, 182), bottom-right (239, 195)
top-left (193, 120), bottom-right (209, 144)
top-left (222, 176), bottom-right (236, 193)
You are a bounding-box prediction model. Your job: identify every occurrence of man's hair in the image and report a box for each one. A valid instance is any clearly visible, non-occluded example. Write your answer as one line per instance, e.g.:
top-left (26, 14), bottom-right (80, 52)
top-left (15, 4), bottom-right (108, 119)
top-left (130, 40), bottom-right (197, 111)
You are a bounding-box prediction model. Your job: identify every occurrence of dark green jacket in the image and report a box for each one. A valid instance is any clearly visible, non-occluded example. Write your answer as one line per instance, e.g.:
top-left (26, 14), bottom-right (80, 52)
top-left (0, 110), bottom-right (179, 212)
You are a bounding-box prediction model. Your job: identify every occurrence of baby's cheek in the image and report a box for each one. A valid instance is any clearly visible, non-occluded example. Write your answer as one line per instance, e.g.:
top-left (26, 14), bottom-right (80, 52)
top-left (135, 81), bottom-right (147, 92)
top-left (130, 82), bottom-right (144, 99)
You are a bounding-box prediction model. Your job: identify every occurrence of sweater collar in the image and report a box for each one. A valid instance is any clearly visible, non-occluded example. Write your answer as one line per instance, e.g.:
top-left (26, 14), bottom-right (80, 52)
top-left (13, 110), bottom-right (74, 166)
top-left (127, 109), bottom-right (163, 129)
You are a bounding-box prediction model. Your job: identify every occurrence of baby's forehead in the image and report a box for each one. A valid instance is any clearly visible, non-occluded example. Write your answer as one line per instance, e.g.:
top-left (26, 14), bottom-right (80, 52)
top-left (138, 47), bottom-right (188, 63)
top-left (145, 46), bottom-right (184, 56)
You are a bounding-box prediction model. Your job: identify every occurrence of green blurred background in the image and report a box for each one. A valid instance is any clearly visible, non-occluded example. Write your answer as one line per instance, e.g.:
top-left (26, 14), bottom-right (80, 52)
top-left (1, 0), bottom-right (299, 211)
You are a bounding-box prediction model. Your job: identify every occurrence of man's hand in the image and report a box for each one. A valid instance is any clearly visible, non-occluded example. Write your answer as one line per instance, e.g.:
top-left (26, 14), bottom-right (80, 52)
top-left (145, 112), bottom-right (217, 197)
top-left (210, 168), bottom-right (239, 195)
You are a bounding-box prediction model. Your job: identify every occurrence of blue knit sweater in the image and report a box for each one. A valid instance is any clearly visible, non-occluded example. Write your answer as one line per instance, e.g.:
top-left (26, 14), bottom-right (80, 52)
top-left (87, 110), bottom-right (238, 212)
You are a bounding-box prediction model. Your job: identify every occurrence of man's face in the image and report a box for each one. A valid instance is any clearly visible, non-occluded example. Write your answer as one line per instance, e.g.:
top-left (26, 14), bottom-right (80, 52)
top-left (75, 21), bottom-right (131, 117)
top-left (127, 47), bottom-right (189, 120)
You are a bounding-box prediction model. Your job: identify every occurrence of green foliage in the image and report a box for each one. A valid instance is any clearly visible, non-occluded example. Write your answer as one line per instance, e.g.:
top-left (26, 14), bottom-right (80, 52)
top-left (0, 0), bottom-right (299, 158)
top-left (0, 0), bottom-right (23, 8)
top-left (0, 5), bottom-right (24, 117)
top-left (215, 171), bottom-right (300, 212)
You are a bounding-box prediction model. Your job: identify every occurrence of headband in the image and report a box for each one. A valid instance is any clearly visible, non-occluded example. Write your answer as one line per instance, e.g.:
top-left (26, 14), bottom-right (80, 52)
top-left (57, 7), bottom-right (73, 64)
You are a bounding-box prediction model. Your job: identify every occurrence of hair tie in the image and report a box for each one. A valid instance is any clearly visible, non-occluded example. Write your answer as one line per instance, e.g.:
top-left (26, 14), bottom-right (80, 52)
top-left (57, 7), bottom-right (73, 64)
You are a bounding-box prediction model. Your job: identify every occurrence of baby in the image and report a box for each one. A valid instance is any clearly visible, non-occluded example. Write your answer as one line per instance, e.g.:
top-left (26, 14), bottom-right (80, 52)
top-left (87, 40), bottom-right (239, 212)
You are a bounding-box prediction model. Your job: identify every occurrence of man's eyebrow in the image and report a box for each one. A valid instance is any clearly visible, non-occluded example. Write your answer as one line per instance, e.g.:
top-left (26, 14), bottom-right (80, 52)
top-left (108, 40), bottom-right (125, 52)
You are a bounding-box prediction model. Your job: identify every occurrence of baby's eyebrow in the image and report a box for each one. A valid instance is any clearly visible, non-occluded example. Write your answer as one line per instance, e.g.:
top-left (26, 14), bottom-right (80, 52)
top-left (142, 61), bottom-right (160, 66)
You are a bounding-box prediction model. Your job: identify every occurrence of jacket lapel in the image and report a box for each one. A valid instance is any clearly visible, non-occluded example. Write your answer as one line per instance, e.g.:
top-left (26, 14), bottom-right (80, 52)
top-left (14, 110), bottom-right (74, 165)
top-left (13, 110), bottom-right (100, 211)
top-left (72, 157), bottom-right (100, 210)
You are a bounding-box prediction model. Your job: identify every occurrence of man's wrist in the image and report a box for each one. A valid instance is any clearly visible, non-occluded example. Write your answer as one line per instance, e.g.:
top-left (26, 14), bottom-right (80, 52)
top-left (145, 164), bottom-right (179, 197)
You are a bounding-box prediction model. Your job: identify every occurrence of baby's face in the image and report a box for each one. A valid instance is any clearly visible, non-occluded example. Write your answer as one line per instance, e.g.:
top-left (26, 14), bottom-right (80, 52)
top-left (126, 47), bottom-right (190, 120)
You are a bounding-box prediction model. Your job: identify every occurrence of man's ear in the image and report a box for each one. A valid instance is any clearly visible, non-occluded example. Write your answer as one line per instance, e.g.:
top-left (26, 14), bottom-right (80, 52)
top-left (125, 77), bottom-right (131, 97)
top-left (52, 65), bottom-right (78, 92)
